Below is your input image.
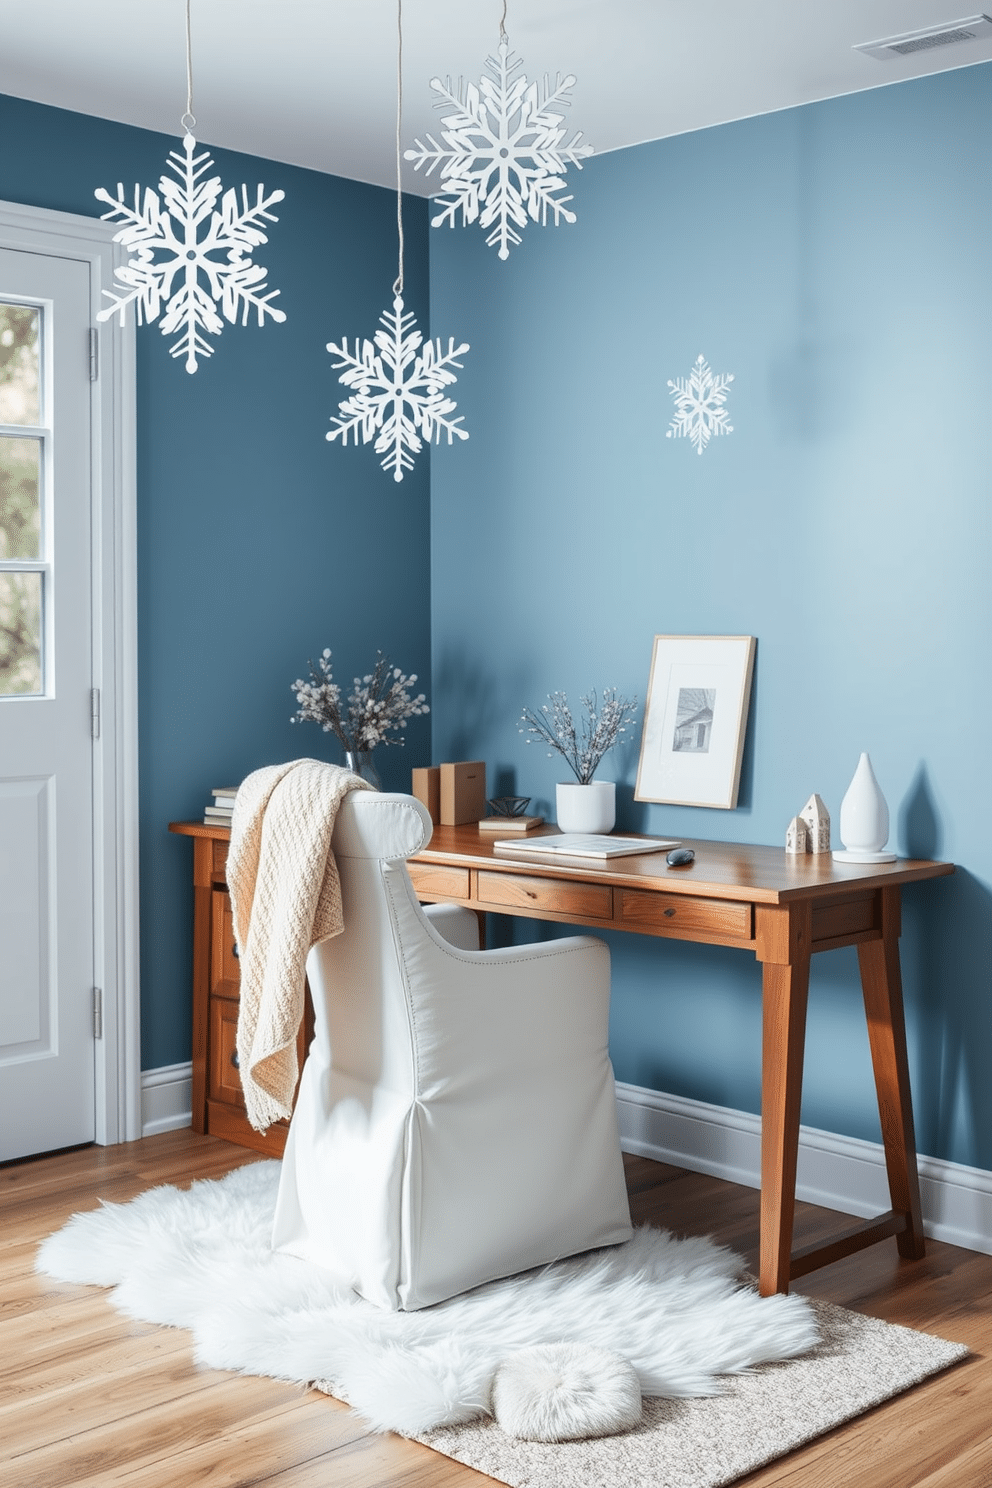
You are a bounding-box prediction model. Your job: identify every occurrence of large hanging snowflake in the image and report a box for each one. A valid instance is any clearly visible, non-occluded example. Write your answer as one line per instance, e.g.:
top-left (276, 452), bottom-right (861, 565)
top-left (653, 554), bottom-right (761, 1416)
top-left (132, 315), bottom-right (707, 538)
top-left (667, 354), bottom-right (735, 455)
top-left (326, 296), bottom-right (469, 482)
top-left (404, 38), bottom-right (593, 260)
top-left (95, 133), bottom-right (286, 373)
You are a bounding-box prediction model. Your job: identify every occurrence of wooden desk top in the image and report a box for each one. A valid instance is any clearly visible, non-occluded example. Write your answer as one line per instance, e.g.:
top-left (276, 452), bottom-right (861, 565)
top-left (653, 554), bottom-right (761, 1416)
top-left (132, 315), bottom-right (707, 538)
top-left (169, 819), bottom-right (953, 907)
top-left (411, 824), bottom-right (954, 907)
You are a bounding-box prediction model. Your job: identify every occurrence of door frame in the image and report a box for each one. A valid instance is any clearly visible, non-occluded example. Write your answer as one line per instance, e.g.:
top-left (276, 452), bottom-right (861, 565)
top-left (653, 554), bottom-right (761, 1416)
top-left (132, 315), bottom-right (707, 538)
top-left (0, 198), bottom-right (139, 1146)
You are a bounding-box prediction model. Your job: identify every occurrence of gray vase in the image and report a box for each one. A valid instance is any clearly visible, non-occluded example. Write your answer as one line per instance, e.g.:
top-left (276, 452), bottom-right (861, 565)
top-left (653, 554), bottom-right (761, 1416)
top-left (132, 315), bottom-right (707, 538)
top-left (345, 750), bottom-right (381, 791)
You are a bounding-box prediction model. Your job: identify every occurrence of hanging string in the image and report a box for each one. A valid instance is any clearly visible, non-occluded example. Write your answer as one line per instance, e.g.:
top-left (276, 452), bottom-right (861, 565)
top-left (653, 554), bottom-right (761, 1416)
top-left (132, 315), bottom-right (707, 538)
top-left (181, 0), bottom-right (196, 134)
top-left (393, 0), bottom-right (405, 298)
top-left (499, 0), bottom-right (508, 42)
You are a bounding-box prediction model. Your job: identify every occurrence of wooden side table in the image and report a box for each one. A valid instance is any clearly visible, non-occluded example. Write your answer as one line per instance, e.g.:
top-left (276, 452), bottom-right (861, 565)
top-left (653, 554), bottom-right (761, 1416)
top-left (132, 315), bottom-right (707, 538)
top-left (169, 821), bottom-right (311, 1158)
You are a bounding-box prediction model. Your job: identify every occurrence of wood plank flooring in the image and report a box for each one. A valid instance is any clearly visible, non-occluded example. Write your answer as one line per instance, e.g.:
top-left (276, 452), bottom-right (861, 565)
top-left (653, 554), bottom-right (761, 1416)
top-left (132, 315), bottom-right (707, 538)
top-left (3, 1129), bottom-right (989, 1486)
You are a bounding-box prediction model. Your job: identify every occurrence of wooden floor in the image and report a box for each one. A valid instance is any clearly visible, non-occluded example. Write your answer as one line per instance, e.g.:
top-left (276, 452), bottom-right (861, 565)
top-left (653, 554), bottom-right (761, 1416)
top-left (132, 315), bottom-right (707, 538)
top-left (3, 1129), bottom-right (990, 1488)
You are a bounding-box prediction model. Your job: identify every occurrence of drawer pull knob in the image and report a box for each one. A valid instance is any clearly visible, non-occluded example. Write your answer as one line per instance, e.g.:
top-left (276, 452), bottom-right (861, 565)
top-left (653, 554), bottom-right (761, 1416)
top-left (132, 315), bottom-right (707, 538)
top-left (230, 1049), bottom-right (240, 1069)
top-left (664, 907), bottom-right (676, 918)
top-left (232, 942), bottom-right (239, 959)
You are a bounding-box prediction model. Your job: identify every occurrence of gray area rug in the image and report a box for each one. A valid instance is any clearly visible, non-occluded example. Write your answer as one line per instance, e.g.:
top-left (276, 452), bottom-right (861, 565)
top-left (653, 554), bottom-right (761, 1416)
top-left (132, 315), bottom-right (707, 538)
top-left (416, 1299), bottom-right (967, 1488)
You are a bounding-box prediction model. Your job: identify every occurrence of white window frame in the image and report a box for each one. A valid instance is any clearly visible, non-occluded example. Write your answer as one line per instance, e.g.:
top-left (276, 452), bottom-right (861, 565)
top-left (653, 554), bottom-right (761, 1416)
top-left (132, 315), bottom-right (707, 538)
top-left (0, 198), bottom-right (139, 1145)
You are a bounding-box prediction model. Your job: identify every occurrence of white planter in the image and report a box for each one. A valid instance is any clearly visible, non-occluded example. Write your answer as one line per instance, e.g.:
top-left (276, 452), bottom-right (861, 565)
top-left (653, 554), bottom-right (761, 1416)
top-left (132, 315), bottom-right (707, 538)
top-left (834, 752), bottom-right (896, 863)
top-left (556, 780), bottom-right (616, 834)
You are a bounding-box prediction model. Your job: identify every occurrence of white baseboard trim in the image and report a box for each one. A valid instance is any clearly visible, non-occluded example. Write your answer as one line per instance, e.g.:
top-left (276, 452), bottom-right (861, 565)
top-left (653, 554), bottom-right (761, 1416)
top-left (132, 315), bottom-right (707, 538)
top-left (616, 1081), bottom-right (992, 1257)
top-left (141, 1062), bottom-right (193, 1137)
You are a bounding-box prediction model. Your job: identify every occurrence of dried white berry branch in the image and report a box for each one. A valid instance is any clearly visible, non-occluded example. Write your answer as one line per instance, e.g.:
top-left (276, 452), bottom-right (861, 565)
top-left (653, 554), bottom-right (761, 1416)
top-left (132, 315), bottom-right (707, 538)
top-left (292, 649), bottom-right (429, 753)
top-left (519, 688), bottom-right (638, 785)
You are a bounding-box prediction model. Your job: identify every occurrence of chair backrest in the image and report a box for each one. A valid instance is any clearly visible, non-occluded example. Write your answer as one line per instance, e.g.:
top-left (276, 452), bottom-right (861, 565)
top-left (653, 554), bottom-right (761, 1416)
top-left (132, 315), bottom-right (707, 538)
top-left (331, 789), bottom-right (433, 863)
top-left (304, 791), bottom-right (434, 1096)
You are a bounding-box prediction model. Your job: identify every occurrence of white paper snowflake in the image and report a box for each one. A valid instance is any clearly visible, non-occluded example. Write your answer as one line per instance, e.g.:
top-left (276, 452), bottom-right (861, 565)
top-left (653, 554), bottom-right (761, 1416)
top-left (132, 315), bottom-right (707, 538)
top-left (667, 354), bottom-right (734, 455)
top-left (95, 133), bottom-right (286, 373)
top-left (404, 37), bottom-right (593, 260)
top-left (326, 295), bottom-right (469, 482)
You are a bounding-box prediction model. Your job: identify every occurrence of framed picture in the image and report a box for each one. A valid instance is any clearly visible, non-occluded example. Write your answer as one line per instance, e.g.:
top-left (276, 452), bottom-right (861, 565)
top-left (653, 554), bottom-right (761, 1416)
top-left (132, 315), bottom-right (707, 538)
top-left (635, 635), bottom-right (756, 809)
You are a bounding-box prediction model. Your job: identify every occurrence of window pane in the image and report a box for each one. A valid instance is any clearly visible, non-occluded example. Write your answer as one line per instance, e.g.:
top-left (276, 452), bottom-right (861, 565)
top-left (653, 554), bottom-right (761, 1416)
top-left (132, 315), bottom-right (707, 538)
top-left (0, 436), bottom-right (41, 559)
top-left (0, 304), bottom-right (40, 425)
top-left (0, 570), bottom-right (42, 695)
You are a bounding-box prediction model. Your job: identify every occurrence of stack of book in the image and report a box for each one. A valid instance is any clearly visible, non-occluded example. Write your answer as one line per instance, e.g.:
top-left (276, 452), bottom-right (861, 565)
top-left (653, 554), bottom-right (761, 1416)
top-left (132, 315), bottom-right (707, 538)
top-left (203, 786), bottom-right (238, 827)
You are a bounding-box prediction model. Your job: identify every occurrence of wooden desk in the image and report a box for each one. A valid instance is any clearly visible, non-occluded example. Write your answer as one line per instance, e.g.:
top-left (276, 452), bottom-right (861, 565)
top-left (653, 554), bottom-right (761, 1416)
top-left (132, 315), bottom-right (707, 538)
top-left (406, 824), bottom-right (954, 1296)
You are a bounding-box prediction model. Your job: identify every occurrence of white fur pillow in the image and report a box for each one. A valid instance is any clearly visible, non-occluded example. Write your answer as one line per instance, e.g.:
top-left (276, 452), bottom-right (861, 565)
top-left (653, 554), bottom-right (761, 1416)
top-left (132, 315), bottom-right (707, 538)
top-left (491, 1342), bottom-right (643, 1442)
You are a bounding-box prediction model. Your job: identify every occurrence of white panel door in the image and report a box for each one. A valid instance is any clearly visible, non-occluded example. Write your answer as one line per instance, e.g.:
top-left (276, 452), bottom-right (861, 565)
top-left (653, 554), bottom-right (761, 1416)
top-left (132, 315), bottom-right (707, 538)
top-left (0, 246), bottom-right (95, 1160)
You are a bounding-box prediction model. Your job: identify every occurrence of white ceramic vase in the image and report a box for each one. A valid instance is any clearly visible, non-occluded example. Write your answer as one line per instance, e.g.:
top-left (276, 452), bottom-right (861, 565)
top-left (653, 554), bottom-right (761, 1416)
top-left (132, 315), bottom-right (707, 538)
top-left (834, 752), bottom-right (896, 863)
top-left (556, 780), bottom-right (616, 834)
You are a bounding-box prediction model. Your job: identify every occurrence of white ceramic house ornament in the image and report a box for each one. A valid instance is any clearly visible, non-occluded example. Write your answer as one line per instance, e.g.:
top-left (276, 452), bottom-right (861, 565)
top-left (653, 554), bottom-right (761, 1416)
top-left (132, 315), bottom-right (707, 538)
top-left (800, 794), bottom-right (831, 854)
top-left (785, 816), bottom-right (808, 855)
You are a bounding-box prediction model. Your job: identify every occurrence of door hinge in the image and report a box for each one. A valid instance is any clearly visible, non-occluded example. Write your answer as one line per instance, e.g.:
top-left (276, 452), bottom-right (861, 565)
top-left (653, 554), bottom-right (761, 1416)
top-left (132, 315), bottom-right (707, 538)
top-left (88, 327), bottom-right (99, 382)
top-left (90, 687), bottom-right (101, 740)
top-left (93, 987), bottom-right (103, 1040)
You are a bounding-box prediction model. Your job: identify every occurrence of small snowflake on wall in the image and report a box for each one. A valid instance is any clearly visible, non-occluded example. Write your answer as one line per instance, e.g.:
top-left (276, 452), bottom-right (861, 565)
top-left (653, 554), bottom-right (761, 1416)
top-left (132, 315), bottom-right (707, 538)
top-left (404, 37), bottom-right (593, 260)
top-left (326, 295), bottom-right (469, 482)
top-left (95, 134), bottom-right (286, 373)
top-left (667, 354), bottom-right (734, 455)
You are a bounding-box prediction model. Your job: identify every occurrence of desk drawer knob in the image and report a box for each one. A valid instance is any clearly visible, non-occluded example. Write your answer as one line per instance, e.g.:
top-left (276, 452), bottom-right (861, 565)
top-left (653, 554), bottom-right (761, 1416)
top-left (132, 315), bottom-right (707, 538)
top-left (230, 1049), bottom-right (240, 1069)
top-left (232, 942), bottom-right (239, 959)
top-left (664, 907), bottom-right (676, 918)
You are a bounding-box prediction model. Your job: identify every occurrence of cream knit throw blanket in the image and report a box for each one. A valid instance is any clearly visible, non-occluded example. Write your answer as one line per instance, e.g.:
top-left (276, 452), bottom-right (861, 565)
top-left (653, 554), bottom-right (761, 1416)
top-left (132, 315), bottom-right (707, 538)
top-left (228, 759), bottom-right (372, 1132)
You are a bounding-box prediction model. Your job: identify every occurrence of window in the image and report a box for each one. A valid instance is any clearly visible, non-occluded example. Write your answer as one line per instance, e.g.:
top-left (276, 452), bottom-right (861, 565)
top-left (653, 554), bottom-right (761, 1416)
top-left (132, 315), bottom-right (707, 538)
top-left (0, 303), bottom-right (45, 695)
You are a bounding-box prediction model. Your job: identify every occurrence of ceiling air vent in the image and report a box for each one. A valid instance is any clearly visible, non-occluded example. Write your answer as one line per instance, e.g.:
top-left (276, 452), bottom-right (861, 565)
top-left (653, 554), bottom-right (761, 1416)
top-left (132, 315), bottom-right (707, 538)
top-left (855, 14), bottom-right (992, 59)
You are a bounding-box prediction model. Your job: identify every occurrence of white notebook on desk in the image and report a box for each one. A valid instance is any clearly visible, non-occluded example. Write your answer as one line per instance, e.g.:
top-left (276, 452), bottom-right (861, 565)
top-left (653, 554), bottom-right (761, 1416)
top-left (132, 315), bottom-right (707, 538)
top-left (492, 834), bottom-right (679, 860)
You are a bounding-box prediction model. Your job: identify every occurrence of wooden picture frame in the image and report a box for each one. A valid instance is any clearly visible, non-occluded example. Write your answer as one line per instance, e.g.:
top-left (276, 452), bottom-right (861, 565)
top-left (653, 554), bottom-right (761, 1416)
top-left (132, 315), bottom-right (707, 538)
top-left (635, 635), bottom-right (756, 809)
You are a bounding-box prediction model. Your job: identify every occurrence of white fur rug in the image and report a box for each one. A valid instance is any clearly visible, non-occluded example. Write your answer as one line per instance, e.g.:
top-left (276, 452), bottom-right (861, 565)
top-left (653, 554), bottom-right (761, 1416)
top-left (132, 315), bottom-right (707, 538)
top-left (37, 1159), bottom-right (820, 1436)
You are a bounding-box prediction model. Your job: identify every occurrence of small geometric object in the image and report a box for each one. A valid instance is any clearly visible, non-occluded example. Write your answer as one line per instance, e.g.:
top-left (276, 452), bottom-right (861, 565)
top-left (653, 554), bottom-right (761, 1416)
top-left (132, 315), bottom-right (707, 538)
top-left (491, 1342), bottom-right (642, 1442)
top-left (405, 37), bottom-right (593, 260)
top-left (800, 793), bottom-right (831, 854)
top-left (487, 796), bottom-right (531, 817)
top-left (667, 354), bottom-right (734, 455)
top-left (785, 816), bottom-right (809, 855)
top-left (327, 295), bottom-right (469, 482)
top-left (95, 133), bottom-right (286, 373)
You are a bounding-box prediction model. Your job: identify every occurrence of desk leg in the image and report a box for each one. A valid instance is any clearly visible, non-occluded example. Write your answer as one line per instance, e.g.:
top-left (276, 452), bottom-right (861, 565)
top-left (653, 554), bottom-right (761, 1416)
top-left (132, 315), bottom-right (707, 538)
top-left (756, 903), bottom-right (812, 1296)
top-left (857, 887), bottom-right (925, 1260)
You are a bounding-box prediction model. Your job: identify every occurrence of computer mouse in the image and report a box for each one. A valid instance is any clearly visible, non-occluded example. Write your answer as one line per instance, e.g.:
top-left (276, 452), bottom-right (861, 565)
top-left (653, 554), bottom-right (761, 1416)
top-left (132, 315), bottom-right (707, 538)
top-left (666, 847), bottom-right (695, 867)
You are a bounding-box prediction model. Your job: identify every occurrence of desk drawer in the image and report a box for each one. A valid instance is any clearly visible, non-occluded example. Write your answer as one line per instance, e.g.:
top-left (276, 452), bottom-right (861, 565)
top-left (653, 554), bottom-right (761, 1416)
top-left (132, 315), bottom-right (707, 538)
top-left (477, 870), bottom-right (612, 921)
top-left (209, 994), bottom-right (245, 1107)
top-left (408, 862), bottom-right (470, 900)
top-left (211, 889), bottom-right (240, 993)
top-left (618, 888), bottom-right (752, 944)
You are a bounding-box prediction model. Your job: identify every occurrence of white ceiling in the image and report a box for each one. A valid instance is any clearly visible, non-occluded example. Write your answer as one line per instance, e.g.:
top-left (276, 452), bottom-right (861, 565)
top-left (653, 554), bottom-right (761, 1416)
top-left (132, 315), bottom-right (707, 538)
top-left (1, 1), bottom-right (991, 193)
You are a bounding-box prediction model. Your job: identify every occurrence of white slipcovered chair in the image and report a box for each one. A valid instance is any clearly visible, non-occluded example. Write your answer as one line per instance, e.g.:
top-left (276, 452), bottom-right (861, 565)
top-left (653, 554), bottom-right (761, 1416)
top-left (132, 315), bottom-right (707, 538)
top-left (272, 790), bottom-right (633, 1311)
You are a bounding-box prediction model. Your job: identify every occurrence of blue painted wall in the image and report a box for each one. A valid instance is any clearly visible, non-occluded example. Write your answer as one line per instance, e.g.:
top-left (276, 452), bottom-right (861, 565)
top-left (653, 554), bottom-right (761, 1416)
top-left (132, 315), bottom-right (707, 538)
top-left (429, 64), bottom-right (992, 1171)
top-left (0, 93), bottom-right (432, 1071)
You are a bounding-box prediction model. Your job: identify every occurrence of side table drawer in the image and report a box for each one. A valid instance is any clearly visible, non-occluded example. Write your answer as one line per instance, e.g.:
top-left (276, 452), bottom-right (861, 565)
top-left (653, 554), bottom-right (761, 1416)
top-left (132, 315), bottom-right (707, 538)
top-left (211, 889), bottom-right (240, 992)
top-left (477, 871), bottom-right (612, 921)
top-left (407, 862), bottom-right (470, 901)
top-left (209, 995), bottom-right (244, 1107)
top-left (618, 888), bottom-right (752, 944)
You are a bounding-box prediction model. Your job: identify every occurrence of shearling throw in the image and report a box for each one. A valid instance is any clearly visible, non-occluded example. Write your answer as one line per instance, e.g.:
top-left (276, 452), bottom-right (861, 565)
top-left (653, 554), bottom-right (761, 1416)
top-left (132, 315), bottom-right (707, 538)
top-left (228, 759), bottom-right (372, 1131)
